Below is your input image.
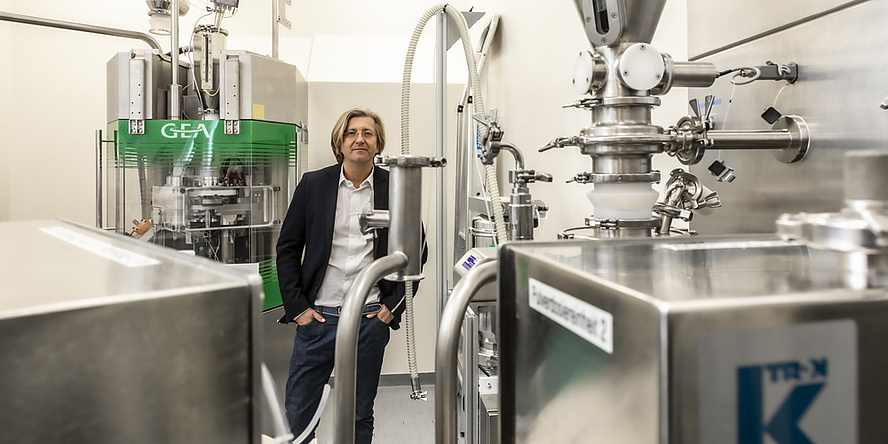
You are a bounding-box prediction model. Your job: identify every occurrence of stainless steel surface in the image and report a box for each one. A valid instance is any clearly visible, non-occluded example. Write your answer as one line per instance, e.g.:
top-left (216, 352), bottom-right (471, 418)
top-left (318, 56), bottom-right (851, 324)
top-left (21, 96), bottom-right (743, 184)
top-left (272, 0), bottom-right (279, 58)
top-left (500, 236), bottom-right (888, 443)
top-left (687, 0), bottom-right (865, 59)
top-left (224, 55), bottom-right (242, 127)
top-left (459, 307), bottom-right (481, 444)
top-left (654, 169), bottom-right (720, 234)
top-left (437, 10), bottom-right (448, 329)
top-left (193, 24), bottom-right (228, 114)
top-left (96, 130), bottom-right (103, 229)
top-left (653, 59), bottom-right (718, 95)
top-left (572, 0), bottom-right (667, 47)
top-left (220, 50), bottom-right (308, 126)
top-left (688, 0), bottom-right (888, 235)
top-left (377, 155), bottom-right (446, 281)
top-left (707, 115), bottom-right (808, 160)
top-left (332, 252), bottom-right (409, 444)
top-left (0, 219), bottom-right (261, 444)
top-left (844, 150), bottom-right (888, 201)
top-left (259, 308), bottom-right (298, 437)
top-left (509, 188), bottom-right (534, 241)
top-left (107, 49), bottom-right (180, 123)
top-left (0, 10), bottom-right (161, 50)
top-left (437, 262), bottom-right (498, 444)
top-left (390, 164), bottom-right (424, 280)
top-left (777, 151), bottom-right (888, 289)
top-left (170, 0), bottom-right (181, 120)
top-left (472, 216), bottom-right (496, 248)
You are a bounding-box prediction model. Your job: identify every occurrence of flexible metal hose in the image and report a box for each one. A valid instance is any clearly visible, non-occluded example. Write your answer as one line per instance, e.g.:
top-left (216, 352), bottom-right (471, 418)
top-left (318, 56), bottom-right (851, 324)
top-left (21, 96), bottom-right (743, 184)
top-left (399, 3), bottom-right (502, 396)
top-left (401, 4), bottom-right (507, 245)
top-left (399, 3), bottom-right (507, 397)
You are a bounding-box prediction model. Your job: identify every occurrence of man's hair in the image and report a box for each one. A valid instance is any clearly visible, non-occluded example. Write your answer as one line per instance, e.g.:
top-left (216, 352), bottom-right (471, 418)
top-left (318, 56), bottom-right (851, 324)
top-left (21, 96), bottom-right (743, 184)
top-left (330, 108), bottom-right (386, 164)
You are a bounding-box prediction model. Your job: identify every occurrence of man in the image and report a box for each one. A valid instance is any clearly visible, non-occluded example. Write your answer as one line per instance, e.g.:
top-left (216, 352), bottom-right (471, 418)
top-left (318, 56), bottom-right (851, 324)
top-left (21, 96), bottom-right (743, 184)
top-left (276, 108), bottom-right (424, 444)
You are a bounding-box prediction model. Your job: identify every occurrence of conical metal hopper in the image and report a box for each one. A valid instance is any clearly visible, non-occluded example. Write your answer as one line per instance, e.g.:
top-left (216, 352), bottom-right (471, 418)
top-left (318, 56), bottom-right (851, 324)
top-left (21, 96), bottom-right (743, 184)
top-left (573, 0), bottom-right (667, 47)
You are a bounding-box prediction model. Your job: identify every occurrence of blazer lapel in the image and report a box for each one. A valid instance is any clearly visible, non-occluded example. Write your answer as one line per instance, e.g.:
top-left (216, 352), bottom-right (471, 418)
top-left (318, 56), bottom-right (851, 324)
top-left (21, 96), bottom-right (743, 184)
top-left (374, 167), bottom-right (389, 211)
top-left (323, 166), bottom-right (339, 249)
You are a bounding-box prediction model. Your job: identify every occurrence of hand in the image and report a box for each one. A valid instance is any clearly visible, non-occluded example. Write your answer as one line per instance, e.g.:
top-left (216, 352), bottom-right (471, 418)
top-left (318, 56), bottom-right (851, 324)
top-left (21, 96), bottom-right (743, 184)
top-left (296, 308), bottom-right (325, 326)
top-left (366, 305), bottom-right (394, 324)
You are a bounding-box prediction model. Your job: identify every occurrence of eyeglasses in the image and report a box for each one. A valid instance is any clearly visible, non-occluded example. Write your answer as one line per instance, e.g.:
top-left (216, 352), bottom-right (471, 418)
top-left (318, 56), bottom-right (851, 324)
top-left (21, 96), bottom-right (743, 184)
top-left (344, 129), bottom-right (375, 140)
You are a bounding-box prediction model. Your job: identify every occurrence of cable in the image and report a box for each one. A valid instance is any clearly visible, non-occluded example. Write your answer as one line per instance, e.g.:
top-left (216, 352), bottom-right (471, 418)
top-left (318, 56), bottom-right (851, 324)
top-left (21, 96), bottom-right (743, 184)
top-left (773, 83), bottom-right (789, 108)
top-left (730, 67), bottom-right (762, 85)
top-left (716, 66), bottom-right (764, 85)
top-left (188, 10), bottom-right (215, 110)
top-left (717, 81), bottom-right (739, 162)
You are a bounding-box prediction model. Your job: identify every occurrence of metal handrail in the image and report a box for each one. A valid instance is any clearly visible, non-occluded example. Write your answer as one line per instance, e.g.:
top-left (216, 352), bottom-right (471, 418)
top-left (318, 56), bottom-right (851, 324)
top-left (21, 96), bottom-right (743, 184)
top-left (332, 251), bottom-right (409, 444)
top-left (436, 261), bottom-right (498, 444)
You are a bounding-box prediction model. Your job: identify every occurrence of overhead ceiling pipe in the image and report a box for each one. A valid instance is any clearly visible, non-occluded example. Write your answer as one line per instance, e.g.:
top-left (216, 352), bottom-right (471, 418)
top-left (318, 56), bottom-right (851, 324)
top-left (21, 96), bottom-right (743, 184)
top-left (0, 10), bottom-right (162, 51)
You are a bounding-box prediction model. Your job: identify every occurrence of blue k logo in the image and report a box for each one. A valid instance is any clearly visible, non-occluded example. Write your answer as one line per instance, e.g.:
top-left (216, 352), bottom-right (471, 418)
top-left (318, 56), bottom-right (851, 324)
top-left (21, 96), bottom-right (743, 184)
top-left (737, 360), bottom-right (827, 444)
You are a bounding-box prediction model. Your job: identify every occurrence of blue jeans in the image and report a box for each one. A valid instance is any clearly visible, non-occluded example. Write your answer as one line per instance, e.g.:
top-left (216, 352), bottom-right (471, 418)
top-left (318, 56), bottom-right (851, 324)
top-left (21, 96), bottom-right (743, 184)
top-left (285, 304), bottom-right (390, 444)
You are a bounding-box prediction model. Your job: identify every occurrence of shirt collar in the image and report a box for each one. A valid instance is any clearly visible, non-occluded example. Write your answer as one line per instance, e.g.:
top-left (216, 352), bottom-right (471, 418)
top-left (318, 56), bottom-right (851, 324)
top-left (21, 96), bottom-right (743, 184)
top-left (339, 165), bottom-right (374, 190)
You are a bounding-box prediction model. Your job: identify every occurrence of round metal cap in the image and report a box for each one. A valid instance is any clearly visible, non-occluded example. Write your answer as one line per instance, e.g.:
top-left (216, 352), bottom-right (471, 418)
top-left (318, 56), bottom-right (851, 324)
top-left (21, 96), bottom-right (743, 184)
top-left (616, 43), bottom-right (665, 91)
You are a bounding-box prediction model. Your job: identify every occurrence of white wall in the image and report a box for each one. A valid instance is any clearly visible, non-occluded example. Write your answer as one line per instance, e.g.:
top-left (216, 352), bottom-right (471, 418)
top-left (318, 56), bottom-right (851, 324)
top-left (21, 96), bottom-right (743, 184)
top-left (0, 0), bottom-right (688, 376)
top-left (0, 0), bottom-right (10, 221)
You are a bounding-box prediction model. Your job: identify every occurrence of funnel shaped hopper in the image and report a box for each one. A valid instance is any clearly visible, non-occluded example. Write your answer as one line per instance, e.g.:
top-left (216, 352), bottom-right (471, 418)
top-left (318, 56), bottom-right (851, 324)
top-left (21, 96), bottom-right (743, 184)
top-left (573, 0), bottom-right (667, 47)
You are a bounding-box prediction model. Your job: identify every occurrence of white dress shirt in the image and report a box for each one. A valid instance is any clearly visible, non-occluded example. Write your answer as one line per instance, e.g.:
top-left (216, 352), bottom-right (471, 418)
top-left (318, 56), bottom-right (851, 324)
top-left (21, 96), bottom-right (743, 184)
top-left (314, 167), bottom-right (380, 307)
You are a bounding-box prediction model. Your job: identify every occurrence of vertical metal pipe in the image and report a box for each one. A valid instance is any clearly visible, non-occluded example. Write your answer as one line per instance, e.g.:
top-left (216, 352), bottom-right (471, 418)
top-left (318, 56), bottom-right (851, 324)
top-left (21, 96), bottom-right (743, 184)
top-left (436, 10), bottom-right (447, 326)
top-left (332, 252), bottom-right (409, 444)
top-left (390, 166), bottom-right (424, 279)
top-left (272, 0), bottom-right (279, 58)
top-left (170, 0), bottom-right (181, 120)
top-left (436, 261), bottom-right (497, 444)
top-left (96, 130), bottom-right (103, 229)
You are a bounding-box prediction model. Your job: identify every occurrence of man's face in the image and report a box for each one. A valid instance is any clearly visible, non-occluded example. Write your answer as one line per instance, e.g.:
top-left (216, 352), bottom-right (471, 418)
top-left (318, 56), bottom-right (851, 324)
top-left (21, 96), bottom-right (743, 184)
top-left (341, 116), bottom-right (379, 165)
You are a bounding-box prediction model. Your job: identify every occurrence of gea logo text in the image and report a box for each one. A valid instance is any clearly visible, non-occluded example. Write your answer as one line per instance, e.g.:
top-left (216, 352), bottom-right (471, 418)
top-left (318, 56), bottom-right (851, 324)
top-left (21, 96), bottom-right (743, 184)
top-left (161, 123), bottom-right (211, 139)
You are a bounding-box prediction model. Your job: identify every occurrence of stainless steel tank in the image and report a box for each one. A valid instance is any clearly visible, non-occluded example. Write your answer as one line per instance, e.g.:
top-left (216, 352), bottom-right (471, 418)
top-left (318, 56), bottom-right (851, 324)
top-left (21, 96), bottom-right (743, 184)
top-left (499, 235), bottom-right (888, 443)
top-left (0, 219), bottom-right (262, 444)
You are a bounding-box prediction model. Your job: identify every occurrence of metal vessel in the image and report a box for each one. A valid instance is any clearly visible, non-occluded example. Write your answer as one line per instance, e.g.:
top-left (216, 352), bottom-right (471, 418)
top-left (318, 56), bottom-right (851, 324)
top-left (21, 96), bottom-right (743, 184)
top-left (0, 219), bottom-right (262, 444)
top-left (499, 235), bottom-right (888, 443)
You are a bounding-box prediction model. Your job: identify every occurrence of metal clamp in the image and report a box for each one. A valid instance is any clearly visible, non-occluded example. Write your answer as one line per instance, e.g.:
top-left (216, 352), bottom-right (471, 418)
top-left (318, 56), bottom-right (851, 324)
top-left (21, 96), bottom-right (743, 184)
top-left (569, 171), bottom-right (661, 184)
top-left (374, 155), bottom-right (446, 168)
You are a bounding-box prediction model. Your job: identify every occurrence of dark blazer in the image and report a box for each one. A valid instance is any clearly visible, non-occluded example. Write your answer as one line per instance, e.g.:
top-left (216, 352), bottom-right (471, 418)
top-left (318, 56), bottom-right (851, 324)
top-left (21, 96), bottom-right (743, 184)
top-left (276, 164), bottom-right (425, 330)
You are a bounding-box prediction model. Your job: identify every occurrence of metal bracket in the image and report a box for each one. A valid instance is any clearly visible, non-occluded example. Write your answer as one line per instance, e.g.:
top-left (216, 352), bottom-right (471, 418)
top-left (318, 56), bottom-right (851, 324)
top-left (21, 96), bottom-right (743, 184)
top-left (276, 0), bottom-right (292, 29)
top-left (225, 120), bottom-right (240, 135)
top-left (298, 122), bottom-right (309, 143)
top-left (129, 120), bottom-right (145, 135)
top-left (128, 54), bottom-right (147, 134)
top-left (223, 55), bottom-right (241, 134)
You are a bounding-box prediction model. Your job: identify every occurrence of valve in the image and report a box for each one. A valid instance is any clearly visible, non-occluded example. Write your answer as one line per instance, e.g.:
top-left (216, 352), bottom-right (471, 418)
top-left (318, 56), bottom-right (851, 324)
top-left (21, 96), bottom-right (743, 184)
top-left (472, 109), bottom-right (504, 165)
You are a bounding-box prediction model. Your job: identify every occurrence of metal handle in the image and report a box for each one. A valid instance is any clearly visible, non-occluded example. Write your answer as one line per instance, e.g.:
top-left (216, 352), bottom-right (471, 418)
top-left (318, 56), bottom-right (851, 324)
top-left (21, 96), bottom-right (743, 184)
top-left (332, 252), bottom-right (409, 444)
top-left (436, 261), bottom-right (498, 444)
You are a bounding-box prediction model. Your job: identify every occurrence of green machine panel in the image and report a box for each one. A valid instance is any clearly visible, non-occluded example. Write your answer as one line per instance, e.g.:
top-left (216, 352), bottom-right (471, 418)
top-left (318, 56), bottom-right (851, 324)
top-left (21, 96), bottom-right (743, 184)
top-left (105, 119), bottom-right (300, 311)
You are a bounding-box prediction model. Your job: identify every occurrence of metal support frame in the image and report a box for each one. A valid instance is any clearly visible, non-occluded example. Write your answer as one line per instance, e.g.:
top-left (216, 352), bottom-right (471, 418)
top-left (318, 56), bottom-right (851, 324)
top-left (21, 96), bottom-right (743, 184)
top-left (436, 10), bottom-right (448, 328)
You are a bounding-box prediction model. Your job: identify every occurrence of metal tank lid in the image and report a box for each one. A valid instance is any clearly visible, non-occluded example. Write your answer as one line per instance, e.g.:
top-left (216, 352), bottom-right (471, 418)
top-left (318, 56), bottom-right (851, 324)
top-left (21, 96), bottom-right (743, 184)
top-left (0, 219), bottom-right (261, 318)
